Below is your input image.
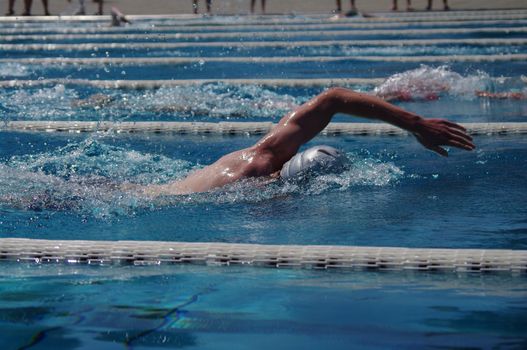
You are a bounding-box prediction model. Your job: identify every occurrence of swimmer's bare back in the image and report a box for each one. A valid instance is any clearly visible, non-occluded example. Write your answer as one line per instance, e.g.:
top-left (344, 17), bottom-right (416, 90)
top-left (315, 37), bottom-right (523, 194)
top-left (139, 87), bottom-right (475, 197)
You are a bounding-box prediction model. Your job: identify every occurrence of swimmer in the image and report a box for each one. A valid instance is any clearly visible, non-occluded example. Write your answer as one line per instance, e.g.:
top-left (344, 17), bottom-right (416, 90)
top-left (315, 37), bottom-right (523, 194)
top-left (475, 91), bottom-right (526, 100)
top-left (71, 93), bottom-right (113, 108)
top-left (377, 86), bottom-right (527, 102)
top-left (134, 87), bottom-right (475, 197)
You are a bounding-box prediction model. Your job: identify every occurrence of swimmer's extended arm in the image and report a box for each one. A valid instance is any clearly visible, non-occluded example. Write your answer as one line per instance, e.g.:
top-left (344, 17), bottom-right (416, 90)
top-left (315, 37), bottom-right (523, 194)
top-left (255, 87), bottom-right (475, 167)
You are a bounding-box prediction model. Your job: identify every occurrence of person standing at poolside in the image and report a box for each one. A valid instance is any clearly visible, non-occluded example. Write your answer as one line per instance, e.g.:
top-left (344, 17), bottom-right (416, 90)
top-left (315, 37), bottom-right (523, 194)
top-left (136, 87), bottom-right (475, 197)
top-left (66, 0), bottom-right (103, 15)
top-left (193, 0), bottom-right (212, 15)
top-left (335, 0), bottom-right (357, 15)
top-left (392, 0), bottom-right (413, 11)
top-left (5, 0), bottom-right (19, 15)
top-left (93, 0), bottom-right (103, 15)
top-left (6, 0), bottom-right (50, 15)
top-left (251, 0), bottom-right (266, 14)
top-left (426, 0), bottom-right (450, 11)
top-left (69, 0), bottom-right (86, 15)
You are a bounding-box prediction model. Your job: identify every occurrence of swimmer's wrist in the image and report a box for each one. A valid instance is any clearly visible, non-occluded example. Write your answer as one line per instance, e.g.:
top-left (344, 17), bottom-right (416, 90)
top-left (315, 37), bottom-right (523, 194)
top-left (393, 112), bottom-right (423, 133)
top-left (404, 113), bottom-right (425, 133)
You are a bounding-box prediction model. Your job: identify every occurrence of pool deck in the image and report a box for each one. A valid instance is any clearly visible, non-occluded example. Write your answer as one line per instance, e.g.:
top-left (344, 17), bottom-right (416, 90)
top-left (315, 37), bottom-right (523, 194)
top-left (4, 0), bottom-right (527, 17)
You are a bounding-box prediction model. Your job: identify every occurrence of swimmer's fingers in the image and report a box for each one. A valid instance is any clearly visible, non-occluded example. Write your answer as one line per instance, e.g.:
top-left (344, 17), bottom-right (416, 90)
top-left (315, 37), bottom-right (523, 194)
top-left (445, 121), bottom-right (467, 132)
top-left (429, 145), bottom-right (449, 157)
top-left (415, 118), bottom-right (476, 154)
top-left (415, 134), bottom-right (449, 157)
top-left (446, 130), bottom-right (476, 150)
top-left (446, 138), bottom-right (476, 151)
top-left (431, 119), bottom-right (475, 148)
top-left (447, 126), bottom-right (473, 142)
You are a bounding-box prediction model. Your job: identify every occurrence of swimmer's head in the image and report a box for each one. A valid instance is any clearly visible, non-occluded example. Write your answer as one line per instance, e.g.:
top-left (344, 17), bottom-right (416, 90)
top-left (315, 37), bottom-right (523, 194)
top-left (280, 145), bottom-right (347, 180)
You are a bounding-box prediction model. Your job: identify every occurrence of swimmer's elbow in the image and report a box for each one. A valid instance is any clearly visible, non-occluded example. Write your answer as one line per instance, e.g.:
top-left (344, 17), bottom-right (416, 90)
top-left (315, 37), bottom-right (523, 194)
top-left (317, 87), bottom-right (347, 115)
top-left (320, 87), bottom-right (363, 115)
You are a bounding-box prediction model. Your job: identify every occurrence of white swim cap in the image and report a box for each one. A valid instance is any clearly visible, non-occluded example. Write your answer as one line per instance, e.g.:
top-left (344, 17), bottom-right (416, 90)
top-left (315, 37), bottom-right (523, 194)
top-left (280, 145), bottom-right (346, 179)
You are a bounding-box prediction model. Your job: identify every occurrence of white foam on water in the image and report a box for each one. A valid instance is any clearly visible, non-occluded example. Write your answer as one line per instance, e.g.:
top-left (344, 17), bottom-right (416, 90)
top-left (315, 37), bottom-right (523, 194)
top-left (208, 151), bottom-right (405, 204)
top-left (0, 83), bottom-right (302, 121)
top-left (0, 62), bottom-right (32, 77)
top-left (130, 84), bottom-right (300, 119)
top-left (374, 65), bottom-right (492, 101)
top-left (0, 84), bottom-right (78, 120)
top-left (0, 139), bottom-right (405, 217)
top-left (1, 138), bottom-right (194, 217)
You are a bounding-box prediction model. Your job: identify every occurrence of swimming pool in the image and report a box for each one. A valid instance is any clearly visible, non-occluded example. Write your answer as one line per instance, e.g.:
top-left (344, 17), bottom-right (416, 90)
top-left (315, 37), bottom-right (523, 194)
top-left (1, 10), bottom-right (527, 349)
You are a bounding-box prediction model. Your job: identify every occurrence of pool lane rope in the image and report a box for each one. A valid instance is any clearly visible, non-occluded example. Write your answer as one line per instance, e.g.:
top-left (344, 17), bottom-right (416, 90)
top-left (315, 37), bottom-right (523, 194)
top-left (0, 238), bottom-right (525, 273)
top-left (1, 27), bottom-right (525, 42)
top-left (2, 38), bottom-right (526, 52)
top-left (3, 121), bottom-right (527, 136)
top-left (0, 77), bottom-right (385, 89)
top-left (2, 54), bottom-right (526, 65)
top-left (1, 75), bottom-right (523, 89)
top-left (1, 19), bottom-right (526, 35)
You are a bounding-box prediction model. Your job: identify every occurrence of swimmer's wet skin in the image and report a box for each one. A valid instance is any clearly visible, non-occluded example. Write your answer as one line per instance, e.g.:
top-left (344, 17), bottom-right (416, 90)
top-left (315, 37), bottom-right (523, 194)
top-left (139, 87), bottom-right (475, 197)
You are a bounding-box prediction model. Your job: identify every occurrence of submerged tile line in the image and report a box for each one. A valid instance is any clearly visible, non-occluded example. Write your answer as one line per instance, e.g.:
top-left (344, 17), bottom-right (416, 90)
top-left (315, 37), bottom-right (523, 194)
top-left (0, 238), bottom-right (525, 273)
top-left (2, 121), bottom-right (527, 136)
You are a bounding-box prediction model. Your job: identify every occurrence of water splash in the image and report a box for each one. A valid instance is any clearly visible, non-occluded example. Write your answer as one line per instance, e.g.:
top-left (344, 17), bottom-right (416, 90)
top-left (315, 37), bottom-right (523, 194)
top-left (374, 65), bottom-right (492, 101)
top-left (196, 151), bottom-right (404, 204)
top-left (1, 138), bottom-right (194, 217)
top-left (0, 83), bottom-right (301, 121)
top-left (0, 84), bottom-right (78, 120)
top-left (125, 83), bottom-right (299, 119)
top-left (2, 68), bottom-right (524, 122)
top-left (0, 140), bottom-right (404, 217)
top-left (0, 62), bottom-right (32, 77)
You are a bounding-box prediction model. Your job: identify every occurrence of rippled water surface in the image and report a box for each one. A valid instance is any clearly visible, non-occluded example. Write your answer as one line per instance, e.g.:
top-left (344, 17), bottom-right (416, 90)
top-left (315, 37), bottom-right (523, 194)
top-left (1, 66), bottom-right (526, 122)
top-left (1, 263), bottom-right (526, 350)
top-left (1, 12), bottom-right (527, 349)
top-left (1, 131), bottom-right (525, 249)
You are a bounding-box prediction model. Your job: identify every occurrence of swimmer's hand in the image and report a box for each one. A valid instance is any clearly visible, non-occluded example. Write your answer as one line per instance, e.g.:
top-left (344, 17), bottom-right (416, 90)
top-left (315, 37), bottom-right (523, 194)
top-left (412, 118), bottom-right (475, 156)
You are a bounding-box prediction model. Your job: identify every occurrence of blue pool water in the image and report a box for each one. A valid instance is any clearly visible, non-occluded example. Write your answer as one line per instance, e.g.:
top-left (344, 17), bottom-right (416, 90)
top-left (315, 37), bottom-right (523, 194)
top-left (1, 11), bottom-right (527, 349)
top-left (1, 264), bottom-right (526, 350)
top-left (1, 132), bottom-right (526, 250)
top-left (1, 60), bottom-right (525, 80)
